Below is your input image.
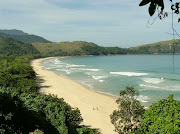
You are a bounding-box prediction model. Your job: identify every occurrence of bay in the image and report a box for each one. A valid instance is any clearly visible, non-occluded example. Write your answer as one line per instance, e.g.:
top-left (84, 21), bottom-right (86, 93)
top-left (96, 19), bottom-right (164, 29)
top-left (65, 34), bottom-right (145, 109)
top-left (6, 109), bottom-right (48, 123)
top-left (42, 55), bottom-right (180, 107)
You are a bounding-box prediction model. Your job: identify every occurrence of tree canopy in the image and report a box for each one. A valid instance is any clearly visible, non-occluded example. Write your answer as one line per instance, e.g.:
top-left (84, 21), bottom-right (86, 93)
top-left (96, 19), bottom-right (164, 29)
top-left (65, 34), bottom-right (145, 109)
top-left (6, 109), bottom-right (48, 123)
top-left (110, 87), bottom-right (145, 134)
top-left (137, 94), bottom-right (180, 133)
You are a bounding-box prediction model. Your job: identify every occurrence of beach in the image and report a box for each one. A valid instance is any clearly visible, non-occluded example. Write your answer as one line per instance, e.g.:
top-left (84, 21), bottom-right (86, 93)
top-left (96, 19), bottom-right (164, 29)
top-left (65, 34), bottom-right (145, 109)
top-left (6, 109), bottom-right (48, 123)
top-left (31, 57), bottom-right (118, 134)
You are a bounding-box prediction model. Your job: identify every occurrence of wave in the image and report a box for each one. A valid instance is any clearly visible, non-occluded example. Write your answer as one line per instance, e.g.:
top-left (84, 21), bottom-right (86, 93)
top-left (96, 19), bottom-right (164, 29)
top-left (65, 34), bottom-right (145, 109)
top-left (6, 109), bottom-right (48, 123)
top-left (45, 66), bottom-right (60, 69)
top-left (110, 72), bottom-right (149, 76)
top-left (99, 80), bottom-right (104, 83)
top-left (136, 95), bottom-right (149, 103)
top-left (139, 84), bottom-right (180, 91)
top-left (54, 58), bottom-right (62, 63)
top-left (66, 64), bottom-right (86, 68)
top-left (56, 69), bottom-right (71, 74)
top-left (142, 78), bottom-right (164, 84)
top-left (139, 84), bottom-right (161, 89)
top-left (79, 68), bottom-right (101, 71)
top-left (78, 81), bottom-right (94, 88)
top-left (92, 75), bottom-right (107, 80)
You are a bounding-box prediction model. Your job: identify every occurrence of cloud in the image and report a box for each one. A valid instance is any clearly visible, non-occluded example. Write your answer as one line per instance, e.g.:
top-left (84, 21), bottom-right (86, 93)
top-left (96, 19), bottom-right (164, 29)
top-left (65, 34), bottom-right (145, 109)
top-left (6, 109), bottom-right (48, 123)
top-left (0, 0), bottom-right (179, 47)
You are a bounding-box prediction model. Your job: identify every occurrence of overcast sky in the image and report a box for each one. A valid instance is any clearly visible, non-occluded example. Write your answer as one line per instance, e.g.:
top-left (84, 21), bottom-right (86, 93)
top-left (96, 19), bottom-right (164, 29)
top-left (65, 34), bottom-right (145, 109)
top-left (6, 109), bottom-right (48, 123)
top-left (0, 0), bottom-right (179, 47)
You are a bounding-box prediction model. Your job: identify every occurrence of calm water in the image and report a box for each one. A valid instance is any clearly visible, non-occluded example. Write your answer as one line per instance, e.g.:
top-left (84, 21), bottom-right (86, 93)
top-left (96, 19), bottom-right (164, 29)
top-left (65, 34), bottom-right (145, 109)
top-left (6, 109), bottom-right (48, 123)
top-left (42, 55), bottom-right (180, 106)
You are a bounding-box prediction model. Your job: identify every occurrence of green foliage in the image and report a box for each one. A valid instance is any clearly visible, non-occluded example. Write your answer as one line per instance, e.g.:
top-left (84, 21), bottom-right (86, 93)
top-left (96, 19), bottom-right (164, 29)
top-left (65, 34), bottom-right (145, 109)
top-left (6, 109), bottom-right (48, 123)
top-left (77, 127), bottom-right (101, 134)
top-left (139, 0), bottom-right (180, 22)
top-left (136, 94), bottom-right (180, 134)
top-left (0, 55), bottom-right (100, 134)
top-left (0, 91), bottom-right (58, 134)
top-left (110, 87), bottom-right (145, 134)
top-left (33, 41), bottom-right (127, 57)
top-left (32, 129), bottom-right (44, 134)
top-left (128, 39), bottom-right (180, 54)
top-left (20, 93), bottom-right (83, 134)
top-left (0, 29), bottom-right (51, 44)
top-left (0, 56), bottom-right (39, 93)
top-left (0, 36), bottom-right (40, 56)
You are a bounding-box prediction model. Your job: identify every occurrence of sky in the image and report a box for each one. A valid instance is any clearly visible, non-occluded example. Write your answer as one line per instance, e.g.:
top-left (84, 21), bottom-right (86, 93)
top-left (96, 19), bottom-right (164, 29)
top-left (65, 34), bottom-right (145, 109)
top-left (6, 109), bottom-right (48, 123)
top-left (0, 0), bottom-right (179, 48)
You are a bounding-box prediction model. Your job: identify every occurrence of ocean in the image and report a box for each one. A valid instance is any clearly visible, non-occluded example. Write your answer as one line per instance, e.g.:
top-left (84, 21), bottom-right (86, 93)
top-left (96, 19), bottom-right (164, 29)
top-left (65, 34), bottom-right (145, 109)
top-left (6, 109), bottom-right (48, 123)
top-left (42, 55), bottom-right (180, 107)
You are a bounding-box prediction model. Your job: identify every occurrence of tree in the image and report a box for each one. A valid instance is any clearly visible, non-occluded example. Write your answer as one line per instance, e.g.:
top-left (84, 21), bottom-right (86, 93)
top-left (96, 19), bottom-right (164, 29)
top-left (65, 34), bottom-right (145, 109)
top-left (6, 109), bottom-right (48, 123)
top-left (110, 87), bottom-right (145, 134)
top-left (139, 0), bottom-right (180, 70)
top-left (136, 94), bottom-right (180, 133)
top-left (139, 0), bottom-right (180, 22)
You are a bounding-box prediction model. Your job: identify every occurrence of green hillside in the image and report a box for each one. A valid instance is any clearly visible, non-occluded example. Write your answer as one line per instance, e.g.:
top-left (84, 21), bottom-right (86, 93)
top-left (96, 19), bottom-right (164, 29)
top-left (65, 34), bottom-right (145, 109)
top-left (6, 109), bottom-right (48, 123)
top-left (0, 36), bottom-right (40, 56)
top-left (33, 41), bottom-right (127, 56)
top-left (0, 29), bottom-right (28, 35)
top-left (0, 29), bottom-right (51, 44)
top-left (128, 39), bottom-right (180, 54)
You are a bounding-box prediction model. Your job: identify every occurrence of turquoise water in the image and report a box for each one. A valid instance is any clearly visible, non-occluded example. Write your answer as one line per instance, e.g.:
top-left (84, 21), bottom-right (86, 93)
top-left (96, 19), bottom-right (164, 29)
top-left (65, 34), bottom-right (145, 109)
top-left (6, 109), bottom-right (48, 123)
top-left (42, 55), bottom-right (180, 107)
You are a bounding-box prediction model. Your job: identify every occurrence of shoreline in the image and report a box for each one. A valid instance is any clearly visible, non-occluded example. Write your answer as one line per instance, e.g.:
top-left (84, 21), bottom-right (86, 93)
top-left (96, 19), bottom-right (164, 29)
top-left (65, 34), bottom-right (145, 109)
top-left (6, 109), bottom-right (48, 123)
top-left (41, 57), bottom-right (119, 100)
top-left (31, 57), bottom-right (118, 134)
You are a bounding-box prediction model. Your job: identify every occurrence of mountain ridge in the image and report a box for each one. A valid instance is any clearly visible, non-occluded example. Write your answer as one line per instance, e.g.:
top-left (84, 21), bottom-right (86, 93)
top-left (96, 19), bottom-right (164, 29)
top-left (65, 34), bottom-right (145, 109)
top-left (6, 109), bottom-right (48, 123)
top-left (0, 29), bottom-right (51, 44)
top-left (0, 36), bottom-right (40, 56)
top-left (128, 39), bottom-right (180, 54)
top-left (1, 29), bottom-right (180, 56)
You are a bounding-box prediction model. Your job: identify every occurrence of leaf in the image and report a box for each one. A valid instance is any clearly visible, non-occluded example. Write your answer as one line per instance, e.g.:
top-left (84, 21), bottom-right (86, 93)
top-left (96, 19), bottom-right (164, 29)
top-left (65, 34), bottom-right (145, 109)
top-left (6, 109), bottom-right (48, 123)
top-left (156, 0), bottom-right (164, 7)
top-left (156, 0), bottom-right (164, 10)
top-left (149, 3), bottom-right (157, 16)
top-left (139, 0), bottom-right (151, 6)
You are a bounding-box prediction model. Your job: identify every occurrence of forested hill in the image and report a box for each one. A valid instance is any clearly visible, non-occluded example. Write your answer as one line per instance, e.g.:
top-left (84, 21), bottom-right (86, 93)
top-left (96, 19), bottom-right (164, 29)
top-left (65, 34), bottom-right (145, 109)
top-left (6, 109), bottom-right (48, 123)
top-left (33, 41), bottom-right (127, 56)
top-left (128, 39), bottom-right (180, 54)
top-left (1, 29), bottom-right (180, 56)
top-left (0, 29), bottom-right (51, 44)
top-left (33, 39), bottom-right (180, 57)
top-left (0, 36), bottom-right (40, 56)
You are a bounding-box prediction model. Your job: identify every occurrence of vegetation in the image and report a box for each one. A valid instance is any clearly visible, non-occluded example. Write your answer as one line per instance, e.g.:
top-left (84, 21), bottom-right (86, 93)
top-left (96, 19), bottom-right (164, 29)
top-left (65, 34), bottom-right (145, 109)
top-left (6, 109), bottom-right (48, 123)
top-left (33, 41), bottom-right (127, 57)
top-left (1, 29), bottom-right (180, 134)
top-left (139, 0), bottom-right (180, 23)
top-left (110, 87), bottom-right (145, 134)
top-left (1, 29), bottom-right (180, 56)
top-left (111, 87), bottom-right (180, 134)
top-left (33, 40), bottom-right (180, 57)
top-left (0, 36), bottom-right (40, 56)
top-left (137, 94), bottom-right (180, 133)
top-left (0, 56), bottom-right (100, 134)
top-left (128, 39), bottom-right (180, 54)
top-left (0, 29), bottom-right (51, 44)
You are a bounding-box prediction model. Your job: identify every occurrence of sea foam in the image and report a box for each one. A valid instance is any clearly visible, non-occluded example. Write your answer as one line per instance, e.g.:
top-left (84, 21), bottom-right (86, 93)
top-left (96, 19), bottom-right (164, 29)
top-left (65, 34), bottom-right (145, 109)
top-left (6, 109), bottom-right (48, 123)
top-left (56, 69), bottom-right (71, 74)
top-left (142, 78), bottom-right (164, 84)
top-left (136, 95), bottom-right (149, 103)
top-left (139, 84), bottom-right (161, 89)
top-left (66, 64), bottom-right (86, 68)
top-left (92, 75), bottom-right (107, 80)
top-left (79, 68), bottom-right (101, 71)
top-left (110, 72), bottom-right (149, 76)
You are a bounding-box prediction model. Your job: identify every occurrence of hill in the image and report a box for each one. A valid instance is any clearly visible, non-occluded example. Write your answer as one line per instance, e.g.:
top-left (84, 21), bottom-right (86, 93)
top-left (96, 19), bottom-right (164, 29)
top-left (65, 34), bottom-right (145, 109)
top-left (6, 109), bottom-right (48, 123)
top-left (33, 41), bottom-right (127, 56)
top-left (128, 39), bottom-right (180, 54)
top-left (33, 39), bottom-right (180, 57)
top-left (0, 36), bottom-right (40, 56)
top-left (0, 29), bottom-right (51, 44)
top-left (0, 29), bottom-right (28, 35)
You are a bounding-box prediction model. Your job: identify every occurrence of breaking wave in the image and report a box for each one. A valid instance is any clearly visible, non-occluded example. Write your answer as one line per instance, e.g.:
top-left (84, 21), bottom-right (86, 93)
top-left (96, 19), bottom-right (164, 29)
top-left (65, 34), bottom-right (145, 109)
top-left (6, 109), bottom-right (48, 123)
top-left (110, 72), bottom-right (149, 76)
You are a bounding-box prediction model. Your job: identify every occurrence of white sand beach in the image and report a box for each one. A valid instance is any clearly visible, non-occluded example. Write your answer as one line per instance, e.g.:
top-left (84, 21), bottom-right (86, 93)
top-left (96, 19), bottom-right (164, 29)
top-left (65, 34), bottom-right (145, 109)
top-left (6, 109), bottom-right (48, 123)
top-left (31, 57), bottom-right (118, 134)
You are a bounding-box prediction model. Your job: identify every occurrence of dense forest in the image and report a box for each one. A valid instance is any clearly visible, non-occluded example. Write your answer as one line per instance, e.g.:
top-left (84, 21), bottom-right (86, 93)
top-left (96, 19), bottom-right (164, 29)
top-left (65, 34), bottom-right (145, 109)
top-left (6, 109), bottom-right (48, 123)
top-left (0, 29), bottom-right (51, 44)
top-left (0, 56), bottom-right (100, 134)
top-left (0, 37), bottom-right (40, 56)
